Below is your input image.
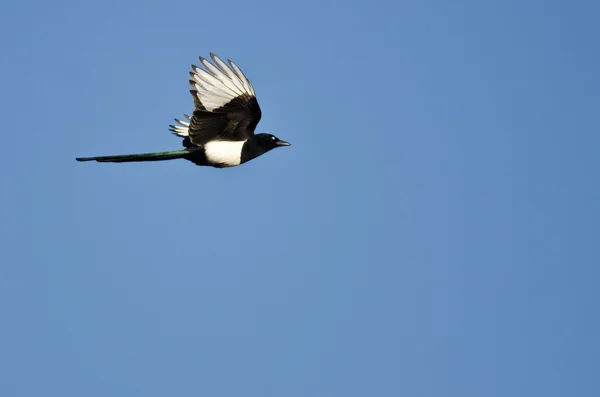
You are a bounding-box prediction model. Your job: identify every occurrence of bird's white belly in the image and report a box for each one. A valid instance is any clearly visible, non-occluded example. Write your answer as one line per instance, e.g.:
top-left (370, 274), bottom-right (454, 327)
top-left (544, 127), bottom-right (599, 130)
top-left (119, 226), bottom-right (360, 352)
top-left (204, 140), bottom-right (246, 167)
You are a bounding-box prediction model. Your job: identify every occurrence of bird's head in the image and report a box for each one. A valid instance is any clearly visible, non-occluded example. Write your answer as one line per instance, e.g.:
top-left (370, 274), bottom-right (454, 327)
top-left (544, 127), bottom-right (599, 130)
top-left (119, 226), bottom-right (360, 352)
top-left (255, 133), bottom-right (291, 150)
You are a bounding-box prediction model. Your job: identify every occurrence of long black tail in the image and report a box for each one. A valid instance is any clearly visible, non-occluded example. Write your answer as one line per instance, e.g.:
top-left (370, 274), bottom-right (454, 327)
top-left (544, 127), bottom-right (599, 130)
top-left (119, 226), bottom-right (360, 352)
top-left (76, 149), bottom-right (189, 163)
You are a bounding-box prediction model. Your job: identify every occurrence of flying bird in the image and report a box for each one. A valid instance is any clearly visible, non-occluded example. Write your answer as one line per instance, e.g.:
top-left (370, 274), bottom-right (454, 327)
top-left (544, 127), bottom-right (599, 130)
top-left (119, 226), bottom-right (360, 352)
top-left (76, 53), bottom-right (290, 167)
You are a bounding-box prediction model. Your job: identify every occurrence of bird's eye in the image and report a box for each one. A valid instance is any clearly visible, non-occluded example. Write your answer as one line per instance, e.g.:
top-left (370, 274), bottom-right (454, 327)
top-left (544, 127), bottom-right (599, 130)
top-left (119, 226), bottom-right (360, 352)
top-left (271, 136), bottom-right (276, 141)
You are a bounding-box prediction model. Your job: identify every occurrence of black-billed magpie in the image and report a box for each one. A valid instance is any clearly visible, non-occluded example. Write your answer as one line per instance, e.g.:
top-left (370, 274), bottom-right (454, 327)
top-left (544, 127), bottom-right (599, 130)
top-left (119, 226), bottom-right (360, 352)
top-left (76, 53), bottom-right (290, 168)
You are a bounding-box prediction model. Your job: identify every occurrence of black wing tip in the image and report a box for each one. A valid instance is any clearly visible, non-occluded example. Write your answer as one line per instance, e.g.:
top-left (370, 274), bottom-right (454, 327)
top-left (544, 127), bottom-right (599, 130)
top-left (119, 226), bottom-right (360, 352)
top-left (209, 52), bottom-right (222, 62)
top-left (76, 157), bottom-right (94, 162)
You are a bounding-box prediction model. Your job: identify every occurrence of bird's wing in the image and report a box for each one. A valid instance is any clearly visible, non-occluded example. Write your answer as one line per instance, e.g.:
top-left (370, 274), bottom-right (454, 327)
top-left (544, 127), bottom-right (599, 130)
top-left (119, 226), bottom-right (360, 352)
top-left (179, 53), bottom-right (262, 146)
top-left (168, 114), bottom-right (197, 148)
top-left (169, 113), bottom-right (191, 137)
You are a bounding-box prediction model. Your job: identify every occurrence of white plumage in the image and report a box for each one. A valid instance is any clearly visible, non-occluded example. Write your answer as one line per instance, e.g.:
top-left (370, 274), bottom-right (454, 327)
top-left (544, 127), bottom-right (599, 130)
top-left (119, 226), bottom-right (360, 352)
top-left (171, 114), bottom-right (190, 137)
top-left (190, 54), bottom-right (256, 112)
top-left (204, 140), bottom-right (247, 167)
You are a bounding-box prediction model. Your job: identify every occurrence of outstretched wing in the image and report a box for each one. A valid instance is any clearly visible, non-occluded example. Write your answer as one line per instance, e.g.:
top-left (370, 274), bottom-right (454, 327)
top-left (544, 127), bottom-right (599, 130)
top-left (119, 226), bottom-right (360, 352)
top-left (168, 114), bottom-right (196, 148)
top-left (173, 53), bottom-right (262, 146)
top-left (169, 113), bottom-right (191, 137)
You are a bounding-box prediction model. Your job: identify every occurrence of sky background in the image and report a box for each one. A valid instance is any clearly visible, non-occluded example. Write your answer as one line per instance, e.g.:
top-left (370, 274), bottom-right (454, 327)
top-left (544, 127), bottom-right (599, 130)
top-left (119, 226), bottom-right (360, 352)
top-left (1, 0), bottom-right (599, 396)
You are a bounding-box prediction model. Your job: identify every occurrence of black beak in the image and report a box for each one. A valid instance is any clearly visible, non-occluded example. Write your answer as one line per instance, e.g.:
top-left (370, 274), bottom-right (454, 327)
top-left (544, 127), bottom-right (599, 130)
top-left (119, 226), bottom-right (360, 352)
top-left (277, 140), bottom-right (291, 146)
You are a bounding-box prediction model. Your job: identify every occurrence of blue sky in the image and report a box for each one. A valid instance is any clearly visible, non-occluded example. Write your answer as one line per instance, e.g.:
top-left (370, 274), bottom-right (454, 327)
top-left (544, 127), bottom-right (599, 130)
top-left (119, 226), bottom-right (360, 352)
top-left (1, 0), bottom-right (599, 396)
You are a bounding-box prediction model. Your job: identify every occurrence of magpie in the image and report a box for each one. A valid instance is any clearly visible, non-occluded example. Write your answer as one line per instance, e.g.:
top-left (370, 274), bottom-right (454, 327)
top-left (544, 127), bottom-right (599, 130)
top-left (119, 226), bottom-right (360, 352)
top-left (76, 53), bottom-right (290, 168)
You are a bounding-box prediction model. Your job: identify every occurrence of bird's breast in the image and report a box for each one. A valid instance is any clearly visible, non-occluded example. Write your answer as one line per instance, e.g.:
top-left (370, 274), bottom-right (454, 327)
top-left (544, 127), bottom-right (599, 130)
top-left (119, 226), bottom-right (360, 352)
top-left (204, 140), bottom-right (247, 167)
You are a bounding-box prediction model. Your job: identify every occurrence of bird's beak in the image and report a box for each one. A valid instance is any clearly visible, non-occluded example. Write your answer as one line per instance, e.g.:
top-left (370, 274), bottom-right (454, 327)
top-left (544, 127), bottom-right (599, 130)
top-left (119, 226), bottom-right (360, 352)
top-left (277, 140), bottom-right (291, 146)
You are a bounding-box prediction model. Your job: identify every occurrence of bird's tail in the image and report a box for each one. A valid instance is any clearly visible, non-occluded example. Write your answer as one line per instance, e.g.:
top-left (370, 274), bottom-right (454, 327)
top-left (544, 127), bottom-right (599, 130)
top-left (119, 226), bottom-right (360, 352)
top-left (76, 149), bottom-right (189, 163)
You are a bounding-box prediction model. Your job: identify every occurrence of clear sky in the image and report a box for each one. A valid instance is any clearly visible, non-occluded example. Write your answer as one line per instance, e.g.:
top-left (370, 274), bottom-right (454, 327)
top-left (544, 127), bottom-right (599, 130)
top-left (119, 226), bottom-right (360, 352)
top-left (1, 0), bottom-right (599, 396)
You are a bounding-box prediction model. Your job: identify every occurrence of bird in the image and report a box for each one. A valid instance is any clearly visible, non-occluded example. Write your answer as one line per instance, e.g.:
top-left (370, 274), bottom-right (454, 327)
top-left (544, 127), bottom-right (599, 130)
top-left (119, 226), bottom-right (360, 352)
top-left (76, 53), bottom-right (290, 168)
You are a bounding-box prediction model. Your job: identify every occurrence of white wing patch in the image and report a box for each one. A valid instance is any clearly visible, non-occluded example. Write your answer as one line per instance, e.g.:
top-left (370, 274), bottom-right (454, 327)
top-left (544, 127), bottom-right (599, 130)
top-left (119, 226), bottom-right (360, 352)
top-left (204, 140), bottom-right (246, 167)
top-left (169, 114), bottom-right (190, 137)
top-left (190, 53), bottom-right (256, 112)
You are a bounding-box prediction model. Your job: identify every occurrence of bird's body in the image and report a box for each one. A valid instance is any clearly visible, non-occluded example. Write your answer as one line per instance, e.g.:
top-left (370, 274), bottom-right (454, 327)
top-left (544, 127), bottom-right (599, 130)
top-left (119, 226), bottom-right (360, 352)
top-left (76, 53), bottom-right (290, 167)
